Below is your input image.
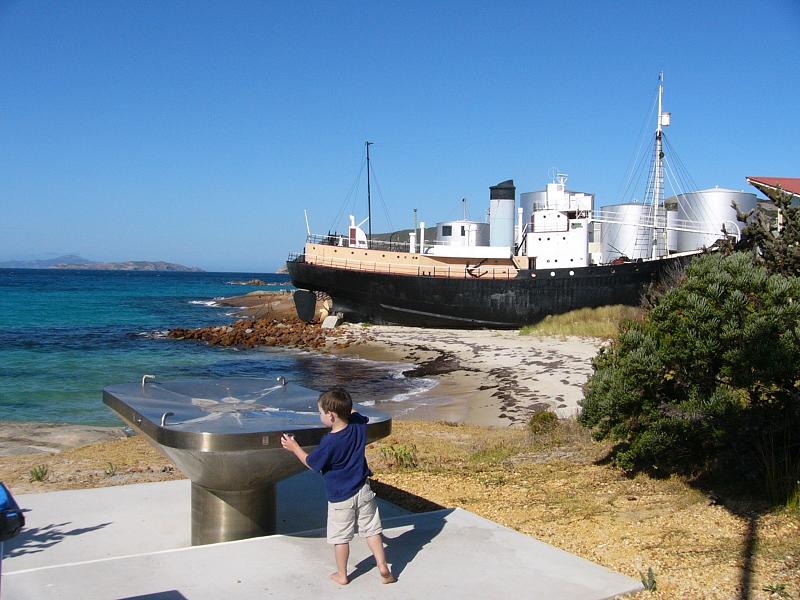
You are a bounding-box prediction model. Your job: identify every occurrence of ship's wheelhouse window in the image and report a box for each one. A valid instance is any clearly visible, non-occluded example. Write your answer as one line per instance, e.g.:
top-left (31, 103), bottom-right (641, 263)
top-left (460, 226), bottom-right (465, 236)
top-left (442, 225), bottom-right (452, 236)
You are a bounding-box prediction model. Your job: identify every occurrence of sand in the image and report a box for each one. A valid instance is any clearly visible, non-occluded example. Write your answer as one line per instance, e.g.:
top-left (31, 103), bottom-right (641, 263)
top-left (336, 325), bottom-right (603, 427)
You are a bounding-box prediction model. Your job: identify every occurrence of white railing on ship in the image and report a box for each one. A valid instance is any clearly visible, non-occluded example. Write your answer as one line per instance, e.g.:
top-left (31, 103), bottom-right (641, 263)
top-left (305, 234), bottom-right (414, 252)
top-left (289, 252), bottom-right (516, 280)
top-left (304, 233), bottom-right (501, 253)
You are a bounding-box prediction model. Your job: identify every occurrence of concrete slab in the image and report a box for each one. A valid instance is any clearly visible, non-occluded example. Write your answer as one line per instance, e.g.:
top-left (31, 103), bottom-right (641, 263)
top-left (5, 509), bottom-right (642, 600)
top-left (4, 472), bottom-right (409, 571)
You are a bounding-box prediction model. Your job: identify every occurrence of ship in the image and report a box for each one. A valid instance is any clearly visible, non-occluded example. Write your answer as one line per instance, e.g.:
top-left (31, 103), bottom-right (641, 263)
top-left (286, 75), bottom-right (754, 328)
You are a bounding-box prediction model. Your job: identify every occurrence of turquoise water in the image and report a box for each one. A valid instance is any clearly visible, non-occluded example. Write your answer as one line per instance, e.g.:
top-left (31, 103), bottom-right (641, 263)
top-left (0, 269), bottom-right (425, 425)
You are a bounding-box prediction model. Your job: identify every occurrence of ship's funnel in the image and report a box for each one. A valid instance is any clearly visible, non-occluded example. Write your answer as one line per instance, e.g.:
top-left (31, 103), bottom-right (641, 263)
top-left (489, 180), bottom-right (516, 248)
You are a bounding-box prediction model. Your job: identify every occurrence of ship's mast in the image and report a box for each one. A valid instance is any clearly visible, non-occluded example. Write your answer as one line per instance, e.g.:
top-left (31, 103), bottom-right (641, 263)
top-left (366, 141), bottom-right (373, 247)
top-left (652, 72), bottom-right (669, 257)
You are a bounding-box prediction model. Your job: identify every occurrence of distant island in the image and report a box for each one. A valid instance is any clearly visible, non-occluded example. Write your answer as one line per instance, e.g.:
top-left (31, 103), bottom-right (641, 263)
top-left (0, 255), bottom-right (203, 272)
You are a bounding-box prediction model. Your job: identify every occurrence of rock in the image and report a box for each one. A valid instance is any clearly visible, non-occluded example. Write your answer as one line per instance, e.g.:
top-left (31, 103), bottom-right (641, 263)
top-left (322, 315), bottom-right (341, 329)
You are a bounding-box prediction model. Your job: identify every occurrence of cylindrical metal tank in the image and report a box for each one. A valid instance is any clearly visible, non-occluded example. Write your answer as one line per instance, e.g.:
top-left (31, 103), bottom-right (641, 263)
top-left (519, 191), bottom-right (546, 230)
top-left (489, 180), bottom-right (516, 247)
top-left (665, 197), bottom-right (679, 253)
top-left (599, 203), bottom-right (660, 261)
top-left (671, 188), bottom-right (758, 251)
top-left (435, 220), bottom-right (490, 247)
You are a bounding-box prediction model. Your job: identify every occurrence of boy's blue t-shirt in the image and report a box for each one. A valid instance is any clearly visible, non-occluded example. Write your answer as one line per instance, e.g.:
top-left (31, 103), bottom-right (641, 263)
top-left (306, 412), bottom-right (372, 502)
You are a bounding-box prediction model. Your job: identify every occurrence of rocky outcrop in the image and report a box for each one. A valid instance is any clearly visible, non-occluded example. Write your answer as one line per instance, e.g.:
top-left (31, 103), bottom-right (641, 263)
top-left (168, 316), bottom-right (352, 350)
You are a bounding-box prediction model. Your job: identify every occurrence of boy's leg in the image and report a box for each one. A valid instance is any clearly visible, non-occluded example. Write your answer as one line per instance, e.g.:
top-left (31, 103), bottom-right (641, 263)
top-left (366, 533), bottom-right (396, 583)
top-left (331, 543), bottom-right (350, 585)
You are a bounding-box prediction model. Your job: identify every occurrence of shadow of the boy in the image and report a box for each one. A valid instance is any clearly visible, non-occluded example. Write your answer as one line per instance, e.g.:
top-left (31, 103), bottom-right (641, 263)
top-left (347, 509), bottom-right (453, 582)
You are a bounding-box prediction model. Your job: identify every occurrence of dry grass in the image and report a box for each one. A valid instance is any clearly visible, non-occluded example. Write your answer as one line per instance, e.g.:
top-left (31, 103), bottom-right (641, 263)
top-left (369, 421), bottom-right (800, 600)
top-left (2, 421), bottom-right (798, 599)
top-left (519, 305), bottom-right (643, 339)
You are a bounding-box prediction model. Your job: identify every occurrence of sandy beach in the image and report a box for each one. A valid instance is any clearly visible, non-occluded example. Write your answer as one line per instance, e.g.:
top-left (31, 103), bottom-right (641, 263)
top-left (336, 324), bottom-right (603, 427)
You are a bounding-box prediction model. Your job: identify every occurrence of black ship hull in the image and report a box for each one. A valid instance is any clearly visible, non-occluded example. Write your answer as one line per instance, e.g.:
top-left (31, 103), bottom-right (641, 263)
top-left (286, 254), bottom-right (691, 328)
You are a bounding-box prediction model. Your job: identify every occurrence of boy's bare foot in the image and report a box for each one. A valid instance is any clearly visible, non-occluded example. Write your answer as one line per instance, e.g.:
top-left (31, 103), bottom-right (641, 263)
top-left (379, 569), bottom-right (396, 584)
top-left (330, 572), bottom-right (349, 585)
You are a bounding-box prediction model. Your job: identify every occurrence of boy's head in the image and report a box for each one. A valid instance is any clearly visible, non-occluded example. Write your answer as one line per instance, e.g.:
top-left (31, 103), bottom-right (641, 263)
top-left (318, 387), bottom-right (352, 422)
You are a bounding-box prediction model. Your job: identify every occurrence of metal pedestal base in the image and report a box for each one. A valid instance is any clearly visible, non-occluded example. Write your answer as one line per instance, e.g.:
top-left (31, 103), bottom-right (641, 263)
top-left (191, 483), bottom-right (277, 545)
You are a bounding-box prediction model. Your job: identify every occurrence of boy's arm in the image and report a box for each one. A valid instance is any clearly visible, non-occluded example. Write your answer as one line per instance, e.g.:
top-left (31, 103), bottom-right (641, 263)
top-left (280, 434), bottom-right (310, 469)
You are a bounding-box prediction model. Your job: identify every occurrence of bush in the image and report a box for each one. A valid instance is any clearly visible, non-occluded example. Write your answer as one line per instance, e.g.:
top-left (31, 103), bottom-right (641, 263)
top-left (528, 411), bottom-right (558, 435)
top-left (29, 464), bottom-right (49, 482)
top-left (579, 252), bottom-right (800, 505)
top-left (379, 443), bottom-right (417, 469)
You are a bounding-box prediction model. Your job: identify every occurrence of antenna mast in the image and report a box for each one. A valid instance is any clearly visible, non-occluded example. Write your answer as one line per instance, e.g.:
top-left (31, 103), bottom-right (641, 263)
top-left (366, 141), bottom-right (373, 247)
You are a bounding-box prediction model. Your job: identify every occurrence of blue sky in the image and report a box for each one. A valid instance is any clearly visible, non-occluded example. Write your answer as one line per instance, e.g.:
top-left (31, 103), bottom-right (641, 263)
top-left (1, 1), bottom-right (798, 272)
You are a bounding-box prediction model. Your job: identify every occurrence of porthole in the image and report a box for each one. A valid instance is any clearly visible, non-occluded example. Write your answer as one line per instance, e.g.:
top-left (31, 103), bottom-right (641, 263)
top-left (550, 271), bottom-right (555, 277)
top-left (569, 270), bottom-right (574, 276)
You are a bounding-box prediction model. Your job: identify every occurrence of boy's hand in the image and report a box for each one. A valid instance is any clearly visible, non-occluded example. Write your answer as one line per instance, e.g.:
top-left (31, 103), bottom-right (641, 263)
top-left (281, 433), bottom-right (299, 452)
top-left (281, 433), bottom-right (310, 469)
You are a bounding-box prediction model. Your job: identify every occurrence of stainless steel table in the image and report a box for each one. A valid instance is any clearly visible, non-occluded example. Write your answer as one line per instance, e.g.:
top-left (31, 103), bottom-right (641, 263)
top-left (103, 377), bottom-right (391, 545)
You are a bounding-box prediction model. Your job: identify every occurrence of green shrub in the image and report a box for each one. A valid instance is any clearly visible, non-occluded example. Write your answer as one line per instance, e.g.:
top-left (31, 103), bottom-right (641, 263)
top-left (29, 464), bottom-right (49, 482)
top-left (528, 411), bottom-right (558, 435)
top-left (639, 567), bottom-right (657, 592)
top-left (579, 252), bottom-right (800, 505)
top-left (379, 443), bottom-right (417, 469)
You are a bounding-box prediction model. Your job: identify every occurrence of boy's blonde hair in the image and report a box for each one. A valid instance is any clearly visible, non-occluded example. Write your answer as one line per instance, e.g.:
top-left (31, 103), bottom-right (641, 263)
top-left (318, 387), bottom-right (352, 420)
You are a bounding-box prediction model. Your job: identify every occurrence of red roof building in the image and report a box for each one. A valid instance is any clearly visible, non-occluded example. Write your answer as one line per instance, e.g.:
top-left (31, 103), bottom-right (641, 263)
top-left (746, 176), bottom-right (800, 201)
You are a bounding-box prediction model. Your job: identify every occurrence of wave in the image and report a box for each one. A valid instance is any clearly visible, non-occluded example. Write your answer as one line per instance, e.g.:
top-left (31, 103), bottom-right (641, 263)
top-left (135, 330), bottom-right (170, 340)
top-left (189, 300), bottom-right (220, 307)
top-left (386, 377), bottom-right (438, 402)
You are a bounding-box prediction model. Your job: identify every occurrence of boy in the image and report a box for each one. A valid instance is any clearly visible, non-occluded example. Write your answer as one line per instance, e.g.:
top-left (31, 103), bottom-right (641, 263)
top-left (281, 387), bottom-right (396, 585)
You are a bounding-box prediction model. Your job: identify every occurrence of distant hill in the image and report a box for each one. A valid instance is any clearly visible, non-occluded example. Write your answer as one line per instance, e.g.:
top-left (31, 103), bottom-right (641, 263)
top-left (0, 255), bottom-right (203, 272)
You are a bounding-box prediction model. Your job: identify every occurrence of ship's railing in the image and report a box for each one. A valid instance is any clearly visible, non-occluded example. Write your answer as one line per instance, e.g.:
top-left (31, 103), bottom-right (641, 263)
top-left (303, 254), bottom-right (517, 280)
top-left (305, 234), bottom-right (414, 253)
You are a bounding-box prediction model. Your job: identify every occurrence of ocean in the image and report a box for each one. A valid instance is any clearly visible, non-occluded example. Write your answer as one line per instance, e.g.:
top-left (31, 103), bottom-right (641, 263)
top-left (0, 269), bottom-right (433, 426)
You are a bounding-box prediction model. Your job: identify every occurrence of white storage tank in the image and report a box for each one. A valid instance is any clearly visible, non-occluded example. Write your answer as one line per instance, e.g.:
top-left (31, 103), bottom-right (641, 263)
top-left (599, 203), bottom-right (666, 261)
top-left (665, 197), bottom-right (679, 253)
top-left (520, 175), bottom-right (594, 230)
top-left (488, 180), bottom-right (516, 247)
top-left (435, 220), bottom-right (489, 247)
top-left (519, 191), bottom-right (547, 229)
top-left (669, 188), bottom-right (758, 251)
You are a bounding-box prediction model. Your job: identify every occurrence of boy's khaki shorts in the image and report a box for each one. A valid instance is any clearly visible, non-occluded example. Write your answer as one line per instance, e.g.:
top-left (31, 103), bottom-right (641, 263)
top-left (327, 481), bottom-right (383, 544)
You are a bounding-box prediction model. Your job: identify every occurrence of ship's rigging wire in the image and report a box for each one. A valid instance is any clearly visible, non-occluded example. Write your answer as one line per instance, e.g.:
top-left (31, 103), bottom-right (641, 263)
top-left (661, 134), bottom-right (718, 228)
top-left (367, 158), bottom-right (394, 233)
top-left (329, 157), bottom-right (366, 234)
top-left (616, 83), bottom-right (660, 204)
top-left (329, 145), bottom-right (395, 236)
